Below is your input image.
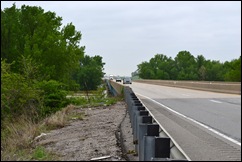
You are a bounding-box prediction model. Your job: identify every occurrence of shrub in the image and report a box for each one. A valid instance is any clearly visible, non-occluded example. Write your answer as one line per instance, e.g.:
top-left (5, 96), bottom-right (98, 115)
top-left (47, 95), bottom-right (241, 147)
top-left (36, 80), bottom-right (70, 117)
top-left (1, 59), bottom-right (42, 122)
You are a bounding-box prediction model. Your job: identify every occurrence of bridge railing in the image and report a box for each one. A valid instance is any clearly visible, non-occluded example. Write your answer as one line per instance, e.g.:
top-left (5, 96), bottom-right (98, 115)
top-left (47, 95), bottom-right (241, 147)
top-left (124, 86), bottom-right (190, 161)
top-left (106, 79), bottom-right (190, 161)
top-left (133, 79), bottom-right (241, 94)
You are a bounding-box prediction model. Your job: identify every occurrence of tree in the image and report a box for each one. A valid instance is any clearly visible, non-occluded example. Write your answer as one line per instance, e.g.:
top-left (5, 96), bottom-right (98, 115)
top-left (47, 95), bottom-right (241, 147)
top-left (137, 61), bottom-right (154, 79)
top-left (77, 55), bottom-right (105, 91)
top-left (174, 51), bottom-right (198, 80)
top-left (1, 3), bottom-right (22, 71)
top-left (1, 4), bottom-right (85, 88)
top-left (224, 56), bottom-right (241, 81)
top-left (1, 58), bottom-right (43, 121)
top-left (204, 60), bottom-right (224, 81)
top-left (150, 54), bottom-right (173, 79)
top-left (134, 50), bottom-right (240, 81)
top-left (196, 55), bottom-right (207, 80)
top-left (198, 65), bottom-right (206, 81)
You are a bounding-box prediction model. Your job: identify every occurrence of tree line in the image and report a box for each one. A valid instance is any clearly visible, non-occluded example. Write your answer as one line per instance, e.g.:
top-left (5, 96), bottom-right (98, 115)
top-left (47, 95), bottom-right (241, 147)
top-left (133, 51), bottom-right (240, 81)
top-left (1, 4), bottom-right (105, 123)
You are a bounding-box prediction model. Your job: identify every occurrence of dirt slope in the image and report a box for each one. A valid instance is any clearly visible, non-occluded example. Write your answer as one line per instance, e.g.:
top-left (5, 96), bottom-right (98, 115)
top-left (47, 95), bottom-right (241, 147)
top-left (35, 101), bottom-right (137, 161)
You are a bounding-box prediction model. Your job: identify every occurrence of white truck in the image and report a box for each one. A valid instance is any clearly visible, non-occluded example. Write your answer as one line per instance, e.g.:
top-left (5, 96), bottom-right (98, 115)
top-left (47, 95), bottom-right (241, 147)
top-left (109, 74), bottom-right (114, 80)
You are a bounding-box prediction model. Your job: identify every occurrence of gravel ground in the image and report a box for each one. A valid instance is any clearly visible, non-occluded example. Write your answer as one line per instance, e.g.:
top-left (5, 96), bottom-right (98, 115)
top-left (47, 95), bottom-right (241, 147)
top-left (36, 101), bottom-right (138, 161)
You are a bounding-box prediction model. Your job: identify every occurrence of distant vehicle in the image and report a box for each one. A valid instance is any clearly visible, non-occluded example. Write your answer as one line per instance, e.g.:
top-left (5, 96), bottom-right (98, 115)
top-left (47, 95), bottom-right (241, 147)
top-left (123, 77), bottom-right (132, 84)
top-left (115, 76), bottom-right (122, 82)
top-left (109, 75), bottom-right (114, 80)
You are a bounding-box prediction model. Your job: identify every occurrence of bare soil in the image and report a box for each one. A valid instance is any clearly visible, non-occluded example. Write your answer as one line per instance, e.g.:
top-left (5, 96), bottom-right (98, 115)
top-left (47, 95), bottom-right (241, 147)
top-left (35, 101), bottom-right (138, 161)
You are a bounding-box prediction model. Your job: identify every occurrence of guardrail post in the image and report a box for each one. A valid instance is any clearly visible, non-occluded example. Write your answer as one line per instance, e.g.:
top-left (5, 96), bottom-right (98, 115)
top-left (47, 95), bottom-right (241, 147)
top-left (129, 96), bottom-right (141, 105)
top-left (130, 100), bottom-right (142, 110)
top-left (131, 106), bottom-right (145, 133)
top-left (139, 124), bottom-right (159, 161)
top-left (136, 116), bottom-right (152, 156)
top-left (128, 99), bottom-right (140, 117)
top-left (134, 110), bottom-right (149, 153)
top-left (144, 136), bottom-right (155, 161)
top-left (138, 124), bottom-right (148, 160)
top-left (134, 110), bottom-right (149, 140)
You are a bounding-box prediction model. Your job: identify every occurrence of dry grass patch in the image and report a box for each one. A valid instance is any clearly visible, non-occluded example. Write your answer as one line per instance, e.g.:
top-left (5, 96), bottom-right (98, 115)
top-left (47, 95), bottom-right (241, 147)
top-left (1, 116), bottom-right (39, 160)
top-left (1, 104), bottom-right (82, 161)
top-left (40, 104), bottom-right (76, 131)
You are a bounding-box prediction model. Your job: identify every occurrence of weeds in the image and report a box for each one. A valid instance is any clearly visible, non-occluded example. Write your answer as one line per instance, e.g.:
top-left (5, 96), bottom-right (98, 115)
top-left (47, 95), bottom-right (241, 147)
top-left (1, 116), bottom-right (40, 160)
top-left (31, 146), bottom-right (59, 160)
top-left (1, 87), bottom-right (122, 161)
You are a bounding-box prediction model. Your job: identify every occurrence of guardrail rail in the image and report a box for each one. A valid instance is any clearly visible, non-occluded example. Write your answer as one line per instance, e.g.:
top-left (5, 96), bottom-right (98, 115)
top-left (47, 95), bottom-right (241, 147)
top-left (124, 86), bottom-right (190, 161)
top-left (106, 79), bottom-right (190, 161)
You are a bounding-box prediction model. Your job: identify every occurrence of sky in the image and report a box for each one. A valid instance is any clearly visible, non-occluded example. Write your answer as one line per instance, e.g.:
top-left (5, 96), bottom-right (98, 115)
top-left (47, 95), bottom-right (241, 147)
top-left (1, 1), bottom-right (241, 77)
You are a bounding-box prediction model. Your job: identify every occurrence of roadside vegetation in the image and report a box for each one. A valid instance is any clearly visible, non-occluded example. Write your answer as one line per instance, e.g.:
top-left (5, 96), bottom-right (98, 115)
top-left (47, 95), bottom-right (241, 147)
top-left (1, 81), bottom-right (121, 160)
top-left (2, 3), bottom-right (240, 161)
top-left (133, 52), bottom-right (241, 81)
top-left (1, 4), bottom-right (122, 161)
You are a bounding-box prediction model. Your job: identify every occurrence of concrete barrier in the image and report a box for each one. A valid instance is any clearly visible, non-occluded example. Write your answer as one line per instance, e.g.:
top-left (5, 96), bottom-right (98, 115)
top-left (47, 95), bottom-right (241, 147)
top-left (133, 79), bottom-right (241, 94)
top-left (110, 80), bottom-right (124, 96)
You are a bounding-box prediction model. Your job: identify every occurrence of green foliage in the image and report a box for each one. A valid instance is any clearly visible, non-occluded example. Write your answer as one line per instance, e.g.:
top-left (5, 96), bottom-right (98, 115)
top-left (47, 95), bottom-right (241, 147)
top-left (68, 97), bottom-right (89, 106)
top-left (68, 94), bottom-right (118, 107)
top-left (103, 97), bottom-right (119, 106)
top-left (1, 4), bottom-right (109, 161)
top-left (31, 146), bottom-right (58, 161)
top-left (1, 4), bottom-right (22, 71)
top-left (68, 83), bottom-right (119, 107)
top-left (1, 3), bottom-right (108, 123)
top-left (175, 51), bottom-right (198, 80)
top-left (224, 56), bottom-right (241, 81)
top-left (32, 146), bottom-right (48, 160)
top-left (18, 55), bottom-right (43, 86)
top-left (1, 3), bottom-right (106, 120)
top-left (36, 80), bottom-right (70, 117)
top-left (1, 4), bottom-right (85, 86)
top-left (67, 80), bottom-right (80, 91)
top-left (77, 55), bottom-right (105, 91)
top-left (136, 51), bottom-right (240, 81)
top-left (137, 61), bottom-right (153, 79)
top-left (1, 59), bottom-right (42, 122)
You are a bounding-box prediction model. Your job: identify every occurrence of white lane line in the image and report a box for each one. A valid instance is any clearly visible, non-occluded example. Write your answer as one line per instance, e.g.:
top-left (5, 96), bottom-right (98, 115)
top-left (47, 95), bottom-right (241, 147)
top-left (136, 92), bottom-right (241, 147)
top-left (210, 100), bottom-right (222, 103)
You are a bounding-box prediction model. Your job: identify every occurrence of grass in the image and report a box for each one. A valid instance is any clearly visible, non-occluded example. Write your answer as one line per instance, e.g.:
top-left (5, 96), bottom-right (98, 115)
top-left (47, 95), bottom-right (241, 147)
top-left (32, 146), bottom-right (48, 160)
top-left (31, 146), bottom-right (59, 160)
top-left (68, 92), bottom-right (122, 107)
top-left (1, 86), bottom-right (122, 161)
top-left (1, 105), bottom-right (75, 160)
top-left (68, 111), bottom-right (86, 120)
top-left (1, 116), bottom-right (58, 161)
top-left (39, 104), bottom-right (75, 131)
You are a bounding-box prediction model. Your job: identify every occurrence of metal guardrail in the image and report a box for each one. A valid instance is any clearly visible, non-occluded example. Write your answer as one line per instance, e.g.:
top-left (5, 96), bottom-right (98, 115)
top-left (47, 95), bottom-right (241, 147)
top-left (106, 80), bottom-right (190, 161)
top-left (105, 79), bottom-right (118, 96)
top-left (124, 86), bottom-right (190, 161)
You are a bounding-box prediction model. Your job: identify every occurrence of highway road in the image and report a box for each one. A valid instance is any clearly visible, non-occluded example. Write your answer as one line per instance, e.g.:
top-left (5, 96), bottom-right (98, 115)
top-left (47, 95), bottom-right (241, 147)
top-left (128, 82), bottom-right (241, 161)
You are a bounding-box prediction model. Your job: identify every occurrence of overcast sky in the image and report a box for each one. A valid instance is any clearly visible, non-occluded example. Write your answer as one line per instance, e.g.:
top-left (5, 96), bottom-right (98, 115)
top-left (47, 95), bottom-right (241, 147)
top-left (1, 1), bottom-right (241, 77)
